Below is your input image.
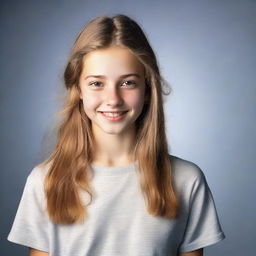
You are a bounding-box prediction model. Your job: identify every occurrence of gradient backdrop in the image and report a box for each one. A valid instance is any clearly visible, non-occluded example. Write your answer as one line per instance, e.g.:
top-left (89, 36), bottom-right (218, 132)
top-left (1, 0), bottom-right (255, 255)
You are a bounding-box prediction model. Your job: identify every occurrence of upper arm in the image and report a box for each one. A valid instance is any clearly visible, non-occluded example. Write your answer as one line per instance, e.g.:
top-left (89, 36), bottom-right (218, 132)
top-left (180, 248), bottom-right (203, 256)
top-left (29, 248), bottom-right (49, 256)
top-left (177, 164), bottom-right (225, 252)
top-left (8, 169), bottom-right (50, 251)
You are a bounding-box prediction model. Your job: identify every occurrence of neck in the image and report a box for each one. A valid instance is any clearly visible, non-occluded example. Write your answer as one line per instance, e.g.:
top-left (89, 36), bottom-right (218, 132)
top-left (91, 127), bottom-right (136, 167)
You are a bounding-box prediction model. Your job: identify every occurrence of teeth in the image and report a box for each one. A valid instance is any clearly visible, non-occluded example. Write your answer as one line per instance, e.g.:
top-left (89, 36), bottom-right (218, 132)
top-left (102, 112), bottom-right (126, 117)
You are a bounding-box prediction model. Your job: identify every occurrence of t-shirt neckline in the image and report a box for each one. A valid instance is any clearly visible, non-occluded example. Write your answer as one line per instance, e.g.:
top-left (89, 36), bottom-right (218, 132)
top-left (90, 160), bottom-right (138, 175)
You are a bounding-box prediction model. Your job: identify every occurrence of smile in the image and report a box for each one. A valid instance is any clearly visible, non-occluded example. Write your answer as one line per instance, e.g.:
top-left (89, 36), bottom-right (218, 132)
top-left (101, 111), bottom-right (127, 117)
top-left (99, 111), bottom-right (128, 121)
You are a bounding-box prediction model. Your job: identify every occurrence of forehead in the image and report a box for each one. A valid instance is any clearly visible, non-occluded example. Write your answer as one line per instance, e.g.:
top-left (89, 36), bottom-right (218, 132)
top-left (81, 46), bottom-right (144, 76)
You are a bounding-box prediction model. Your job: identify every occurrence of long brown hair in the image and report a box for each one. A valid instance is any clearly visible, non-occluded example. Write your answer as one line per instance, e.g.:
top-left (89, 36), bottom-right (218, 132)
top-left (39, 14), bottom-right (178, 224)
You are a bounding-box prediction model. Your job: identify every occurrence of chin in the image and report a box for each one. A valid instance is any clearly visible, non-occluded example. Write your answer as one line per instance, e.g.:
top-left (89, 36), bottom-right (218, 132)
top-left (100, 125), bottom-right (130, 135)
top-left (93, 121), bottom-right (135, 136)
top-left (102, 129), bottom-right (125, 135)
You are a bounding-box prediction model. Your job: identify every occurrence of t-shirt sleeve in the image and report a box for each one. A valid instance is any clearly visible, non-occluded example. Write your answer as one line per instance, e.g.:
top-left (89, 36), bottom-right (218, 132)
top-left (178, 168), bottom-right (225, 253)
top-left (7, 168), bottom-right (49, 252)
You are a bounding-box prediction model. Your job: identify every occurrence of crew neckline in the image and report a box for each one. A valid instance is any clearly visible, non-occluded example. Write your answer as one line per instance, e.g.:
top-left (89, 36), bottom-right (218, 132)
top-left (90, 160), bottom-right (138, 175)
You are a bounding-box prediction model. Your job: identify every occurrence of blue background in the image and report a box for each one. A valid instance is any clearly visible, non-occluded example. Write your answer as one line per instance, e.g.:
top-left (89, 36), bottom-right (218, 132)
top-left (1, 0), bottom-right (255, 255)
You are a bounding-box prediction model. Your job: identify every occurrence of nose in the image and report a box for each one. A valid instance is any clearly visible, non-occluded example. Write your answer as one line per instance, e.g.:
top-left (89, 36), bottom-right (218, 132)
top-left (105, 86), bottom-right (124, 107)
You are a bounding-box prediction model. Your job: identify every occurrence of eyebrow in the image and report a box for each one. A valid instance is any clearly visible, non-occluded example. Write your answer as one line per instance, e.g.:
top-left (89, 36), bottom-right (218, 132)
top-left (84, 73), bottom-right (141, 80)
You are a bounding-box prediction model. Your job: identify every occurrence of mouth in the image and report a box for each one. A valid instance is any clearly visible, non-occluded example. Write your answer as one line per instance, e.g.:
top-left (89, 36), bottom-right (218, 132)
top-left (98, 111), bottom-right (129, 121)
top-left (99, 111), bottom-right (128, 117)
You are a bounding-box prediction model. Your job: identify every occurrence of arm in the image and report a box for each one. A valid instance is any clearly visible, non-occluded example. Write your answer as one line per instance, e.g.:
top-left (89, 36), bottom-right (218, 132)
top-left (29, 248), bottom-right (49, 256)
top-left (180, 248), bottom-right (203, 256)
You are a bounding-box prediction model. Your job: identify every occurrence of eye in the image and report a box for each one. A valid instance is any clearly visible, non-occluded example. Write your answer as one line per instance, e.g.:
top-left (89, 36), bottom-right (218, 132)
top-left (122, 80), bottom-right (137, 87)
top-left (89, 81), bottom-right (103, 87)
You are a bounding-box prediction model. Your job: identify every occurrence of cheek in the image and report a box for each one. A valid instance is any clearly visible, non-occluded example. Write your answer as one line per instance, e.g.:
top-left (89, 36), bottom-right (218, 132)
top-left (126, 92), bottom-right (145, 112)
top-left (82, 93), bottom-right (101, 113)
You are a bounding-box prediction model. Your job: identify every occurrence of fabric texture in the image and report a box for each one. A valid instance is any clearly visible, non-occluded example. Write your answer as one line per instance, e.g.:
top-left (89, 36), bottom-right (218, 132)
top-left (7, 155), bottom-right (225, 255)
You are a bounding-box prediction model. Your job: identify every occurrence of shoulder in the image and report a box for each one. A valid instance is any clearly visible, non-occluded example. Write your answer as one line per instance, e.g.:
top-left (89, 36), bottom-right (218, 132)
top-left (16, 161), bottom-right (53, 210)
top-left (169, 154), bottom-right (205, 179)
top-left (168, 154), bottom-right (207, 190)
top-left (26, 161), bottom-right (52, 186)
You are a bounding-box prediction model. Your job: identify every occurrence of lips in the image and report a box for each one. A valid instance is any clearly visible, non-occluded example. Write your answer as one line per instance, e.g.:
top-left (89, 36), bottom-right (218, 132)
top-left (100, 111), bottom-right (128, 117)
top-left (99, 111), bottom-right (128, 121)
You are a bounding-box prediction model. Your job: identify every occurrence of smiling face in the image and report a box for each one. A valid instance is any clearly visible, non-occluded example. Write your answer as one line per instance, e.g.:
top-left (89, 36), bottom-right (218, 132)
top-left (79, 46), bottom-right (146, 139)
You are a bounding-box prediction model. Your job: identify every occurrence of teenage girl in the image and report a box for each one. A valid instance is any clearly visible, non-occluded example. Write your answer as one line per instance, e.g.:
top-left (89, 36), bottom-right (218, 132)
top-left (8, 14), bottom-right (225, 256)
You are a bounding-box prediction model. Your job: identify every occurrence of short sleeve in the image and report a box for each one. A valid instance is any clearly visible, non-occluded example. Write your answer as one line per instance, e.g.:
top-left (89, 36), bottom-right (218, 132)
top-left (178, 169), bottom-right (225, 253)
top-left (7, 168), bottom-right (49, 252)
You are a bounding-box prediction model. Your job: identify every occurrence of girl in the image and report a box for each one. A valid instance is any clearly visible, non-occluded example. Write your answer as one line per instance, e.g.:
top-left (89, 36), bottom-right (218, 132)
top-left (7, 14), bottom-right (225, 256)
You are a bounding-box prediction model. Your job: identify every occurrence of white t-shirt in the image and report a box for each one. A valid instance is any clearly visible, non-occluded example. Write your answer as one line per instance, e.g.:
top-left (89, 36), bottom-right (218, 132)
top-left (7, 155), bottom-right (225, 255)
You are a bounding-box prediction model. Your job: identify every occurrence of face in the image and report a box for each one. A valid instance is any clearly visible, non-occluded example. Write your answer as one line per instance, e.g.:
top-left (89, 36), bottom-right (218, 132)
top-left (79, 46), bottom-right (146, 138)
